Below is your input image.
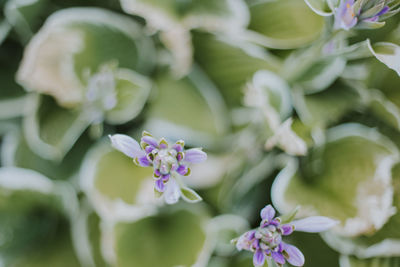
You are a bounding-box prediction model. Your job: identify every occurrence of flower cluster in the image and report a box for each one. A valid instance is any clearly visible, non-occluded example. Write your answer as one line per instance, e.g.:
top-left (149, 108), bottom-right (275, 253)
top-left (109, 131), bottom-right (207, 204)
top-left (334, 0), bottom-right (395, 30)
top-left (233, 205), bottom-right (338, 267)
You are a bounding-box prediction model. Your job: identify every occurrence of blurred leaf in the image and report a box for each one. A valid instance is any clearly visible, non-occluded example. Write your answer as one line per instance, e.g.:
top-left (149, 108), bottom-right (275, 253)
top-left (367, 59), bottom-right (400, 110)
top-left (368, 89), bottom-right (400, 131)
top-left (10, 226), bottom-right (80, 267)
top-left (80, 140), bottom-right (157, 220)
top-left (0, 38), bottom-right (27, 120)
top-left (145, 68), bottom-right (229, 147)
top-left (297, 57), bottom-right (347, 94)
top-left (114, 209), bottom-right (207, 267)
top-left (368, 40), bottom-right (400, 76)
top-left (321, 163), bottom-right (400, 258)
top-left (17, 7), bottom-right (155, 107)
top-left (340, 255), bottom-right (400, 267)
top-left (304, 0), bottom-right (333, 16)
top-left (0, 20), bottom-right (11, 47)
top-left (193, 32), bottom-right (280, 107)
top-left (81, 141), bottom-right (152, 204)
top-left (293, 82), bottom-right (360, 128)
top-left (1, 130), bottom-right (91, 180)
top-left (23, 94), bottom-right (90, 160)
top-left (0, 167), bottom-right (79, 265)
top-left (120, 0), bottom-right (249, 76)
top-left (247, 0), bottom-right (325, 49)
top-left (180, 186), bottom-right (202, 202)
top-left (86, 212), bottom-right (108, 267)
top-left (272, 124), bottom-right (399, 237)
top-left (287, 231), bottom-right (339, 267)
top-left (105, 68), bottom-right (152, 124)
top-left (4, 0), bottom-right (48, 43)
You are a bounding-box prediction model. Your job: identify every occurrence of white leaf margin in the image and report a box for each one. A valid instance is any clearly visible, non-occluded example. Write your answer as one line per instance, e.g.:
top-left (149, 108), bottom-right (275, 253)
top-left (367, 39), bottom-right (400, 76)
top-left (272, 123), bottom-right (399, 239)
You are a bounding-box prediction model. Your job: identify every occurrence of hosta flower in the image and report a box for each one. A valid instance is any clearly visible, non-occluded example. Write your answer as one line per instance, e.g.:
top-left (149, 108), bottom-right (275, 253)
top-left (109, 131), bottom-right (207, 204)
top-left (334, 0), bottom-right (395, 30)
top-left (233, 205), bottom-right (338, 267)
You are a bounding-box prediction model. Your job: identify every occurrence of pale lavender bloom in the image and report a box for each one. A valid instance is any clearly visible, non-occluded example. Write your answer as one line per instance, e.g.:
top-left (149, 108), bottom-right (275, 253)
top-left (335, 0), bottom-right (358, 30)
top-left (109, 131), bottom-right (206, 204)
top-left (233, 205), bottom-right (339, 267)
top-left (334, 0), bottom-right (391, 30)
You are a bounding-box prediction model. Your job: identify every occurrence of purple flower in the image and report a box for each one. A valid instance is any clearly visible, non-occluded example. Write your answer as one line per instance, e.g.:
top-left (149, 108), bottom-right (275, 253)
top-left (109, 131), bottom-right (206, 204)
top-left (334, 0), bottom-right (391, 30)
top-left (233, 205), bottom-right (339, 267)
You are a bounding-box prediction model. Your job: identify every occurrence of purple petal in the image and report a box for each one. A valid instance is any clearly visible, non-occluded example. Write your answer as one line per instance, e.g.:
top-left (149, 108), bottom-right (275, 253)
top-left (159, 139), bottom-right (168, 149)
top-left (282, 243), bottom-right (305, 267)
top-left (253, 249), bottom-right (266, 267)
top-left (173, 143), bottom-right (183, 152)
top-left (176, 165), bottom-right (188, 175)
top-left (155, 179), bottom-right (165, 192)
top-left (272, 251), bottom-right (285, 265)
top-left (236, 230), bottom-right (255, 251)
top-left (281, 224), bottom-right (294, 235)
top-left (109, 134), bottom-right (144, 158)
top-left (292, 216), bottom-right (339, 233)
top-left (145, 145), bottom-right (155, 153)
top-left (177, 153), bottom-right (183, 162)
top-left (376, 5), bottom-right (389, 16)
top-left (260, 205), bottom-right (275, 221)
top-left (141, 136), bottom-right (158, 147)
top-left (164, 178), bottom-right (181, 204)
top-left (184, 149), bottom-right (207, 163)
top-left (138, 155), bottom-right (151, 167)
top-left (161, 174), bottom-right (170, 182)
top-left (154, 169), bottom-right (161, 177)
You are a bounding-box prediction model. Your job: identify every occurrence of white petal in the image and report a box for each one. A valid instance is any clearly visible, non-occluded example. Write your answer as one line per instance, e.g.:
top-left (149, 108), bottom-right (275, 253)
top-left (109, 134), bottom-right (143, 158)
top-left (164, 178), bottom-right (181, 204)
top-left (292, 216), bottom-right (339, 233)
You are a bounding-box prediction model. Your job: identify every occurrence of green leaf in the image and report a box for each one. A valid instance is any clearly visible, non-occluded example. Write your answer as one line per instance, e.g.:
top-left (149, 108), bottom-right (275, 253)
top-left (340, 255), bottom-right (400, 267)
top-left (1, 130), bottom-right (92, 181)
top-left (287, 231), bottom-right (340, 267)
top-left (0, 37), bottom-right (28, 120)
top-left (0, 20), bottom-right (11, 47)
top-left (304, 0), bottom-right (333, 16)
top-left (293, 82), bottom-right (360, 128)
top-left (104, 68), bottom-right (152, 124)
top-left (114, 209), bottom-right (207, 267)
top-left (180, 187), bottom-right (202, 203)
top-left (368, 40), bottom-right (400, 76)
top-left (280, 205), bottom-right (300, 224)
top-left (297, 57), bottom-right (347, 94)
top-left (79, 139), bottom-right (156, 219)
top-left (120, 0), bottom-right (249, 76)
top-left (17, 7), bottom-right (155, 107)
top-left (10, 228), bottom-right (81, 267)
top-left (247, 0), bottom-right (325, 49)
top-left (4, 0), bottom-right (48, 43)
top-left (145, 68), bottom-right (229, 147)
top-left (272, 123), bottom-right (399, 238)
top-left (23, 94), bottom-right (90, 160)
top-left (321, 163), bottom-right (400, 258)
top-left (0, 167), bottom-right (80, 266)
top-left (368, 89), bottom-right (400, 131)
top-left (193, 31), bottom-right (280, 107)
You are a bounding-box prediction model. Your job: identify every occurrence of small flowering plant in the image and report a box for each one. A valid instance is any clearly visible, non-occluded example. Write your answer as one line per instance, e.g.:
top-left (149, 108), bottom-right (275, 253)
top-left (109, 131), bottom-right (207, 204)
top-left (232, 205), bottom-right (338, 267)
top-left (334, 0), bottom-right (398, 30)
